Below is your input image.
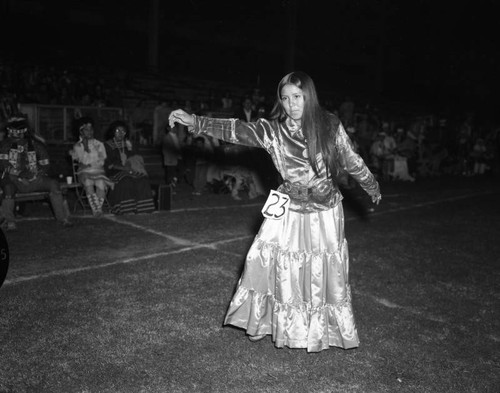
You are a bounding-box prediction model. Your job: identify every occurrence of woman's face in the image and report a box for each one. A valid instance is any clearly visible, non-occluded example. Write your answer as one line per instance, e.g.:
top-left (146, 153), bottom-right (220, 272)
top-left (280, 84), bottom-right (304, 121)
top-left (80, 123), bottom-right (93, 139)
top-left (114, 126), bottom-right (127, 141)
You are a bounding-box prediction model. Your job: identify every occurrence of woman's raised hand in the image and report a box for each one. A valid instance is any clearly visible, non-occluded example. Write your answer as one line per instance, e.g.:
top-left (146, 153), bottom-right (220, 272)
top-left (371, 193), bottom-right (382, 205)
top-left (169, 109), bottom-right (195, 128)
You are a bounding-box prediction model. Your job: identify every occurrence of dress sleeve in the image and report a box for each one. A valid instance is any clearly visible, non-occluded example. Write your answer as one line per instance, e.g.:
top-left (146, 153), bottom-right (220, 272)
top-left (189, 115), bottom-right (275, 150)
top-left (72, 143), bottom-right (86, 164)
top-left (336, 123), bottom-right (381, 197)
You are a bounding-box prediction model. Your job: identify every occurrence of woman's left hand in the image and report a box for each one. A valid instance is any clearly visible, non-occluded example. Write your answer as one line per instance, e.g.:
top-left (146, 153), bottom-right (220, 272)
top-left (169, 109), bottom-right (194, 128)
top-left (371, 194), bottom-right (382, 205)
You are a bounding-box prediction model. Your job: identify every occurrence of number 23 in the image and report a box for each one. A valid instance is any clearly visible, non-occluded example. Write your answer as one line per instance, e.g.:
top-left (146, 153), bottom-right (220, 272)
top-left (262, 191), bottom-right (290, 220)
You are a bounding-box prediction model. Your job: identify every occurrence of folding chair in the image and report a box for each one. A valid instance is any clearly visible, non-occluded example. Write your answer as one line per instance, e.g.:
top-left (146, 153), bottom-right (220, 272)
top-left (71, 159), bottom-right (89, 213)
top-left (71, 160), bottom-right (111, 214)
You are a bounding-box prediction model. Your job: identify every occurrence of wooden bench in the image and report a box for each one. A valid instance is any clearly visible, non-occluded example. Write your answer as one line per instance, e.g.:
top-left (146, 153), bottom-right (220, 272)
top-left (13, 190), bottom-right (51, 203)
top-left (1, 183), bottom-right (83, 216)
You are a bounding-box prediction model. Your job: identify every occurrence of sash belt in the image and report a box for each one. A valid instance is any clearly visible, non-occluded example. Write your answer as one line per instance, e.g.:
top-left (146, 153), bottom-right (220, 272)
top-left (280, 180), bottom-right (334, 204)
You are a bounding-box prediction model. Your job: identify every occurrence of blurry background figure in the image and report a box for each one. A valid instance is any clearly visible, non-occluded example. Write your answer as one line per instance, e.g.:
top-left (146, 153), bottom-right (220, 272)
top-left (397, 129), bottom-right (419, 179)
top-left (153, 100), bottom-right (172, 144)
top-left (470, 137), bottom-right (488, 175)
top-left (381, 125), bottom-right (397, 181)
top-left (161, 125), bottom-right (182, 191)
top-left (355, 113), bottom-right (375, 162)
top-left (221, 91), bottom-right (233, 110)
top-left (391, 155), bottom-right (415, 181)
top-left (256, 104), bottom-right (267, 119)
top-left (104, 121), bottom-right (155, 214)
top-left (456, 113), bottom-right (474, 176)
top-left (234, 97), bottom-right (257, 123)
top-left (339, 95), bottom-right (355, 128)
top-left (369, 132), bottom-right (388, 178)
top-left (219, 153), bottom-right (266, 201)
top-left (129, 99), bottom-right (151, 145)
top-left (192, 135), bottom-right (217, 196)
top-left (70, 116), bottom-right (113, 217)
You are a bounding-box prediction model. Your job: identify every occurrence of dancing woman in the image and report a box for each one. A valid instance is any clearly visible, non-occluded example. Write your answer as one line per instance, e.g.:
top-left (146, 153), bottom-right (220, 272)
top-left (170, 71), bottom-right (381, 352)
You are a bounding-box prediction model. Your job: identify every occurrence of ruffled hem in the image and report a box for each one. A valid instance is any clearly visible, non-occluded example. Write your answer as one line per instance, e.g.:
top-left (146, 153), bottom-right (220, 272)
top-left (110, 198), bottom-right (155, 214)
top-left (224, 286), bottom-right (359, 353)
top-left (249, 237), bottom-right (345, 265)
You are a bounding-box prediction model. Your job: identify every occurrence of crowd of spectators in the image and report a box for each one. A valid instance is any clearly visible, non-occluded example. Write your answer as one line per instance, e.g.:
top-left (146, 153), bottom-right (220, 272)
top-left (2, 62), bottom-right (500, 203)
top-left (173, 93), bottom-right (500, 193)
top-left (155, 93), bottom-right (500, 202)
top-left (333, 103), bottom-right (500, 181)
top-left (0, 63), bottom-right (125, 112)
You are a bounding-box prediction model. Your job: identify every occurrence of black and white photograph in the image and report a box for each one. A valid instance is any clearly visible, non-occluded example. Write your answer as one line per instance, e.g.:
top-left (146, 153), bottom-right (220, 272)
top-left (0, 1), bottom-right (499, 392)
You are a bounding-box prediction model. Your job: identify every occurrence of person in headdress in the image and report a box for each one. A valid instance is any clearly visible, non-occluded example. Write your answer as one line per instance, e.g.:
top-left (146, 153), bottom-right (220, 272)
top-left (0, 115), bottom-right (73, 231)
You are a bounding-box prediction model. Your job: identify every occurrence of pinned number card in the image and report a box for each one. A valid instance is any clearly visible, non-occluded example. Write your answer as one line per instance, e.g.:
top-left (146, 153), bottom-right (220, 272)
top-left (261, 190), bottom-right (290, 220)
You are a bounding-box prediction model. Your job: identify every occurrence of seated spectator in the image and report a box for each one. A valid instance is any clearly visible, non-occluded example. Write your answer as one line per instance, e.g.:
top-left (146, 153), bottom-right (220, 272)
top-left (69, 117), bottom-right (114, 217)
top-left (397, 130), bottom-right (419, 178)
top-left (417, 140), bottom-right (448, 178)
top-left (381, 128), bottom-right (398, 180)
top-left (391, 155), bottom-right (415, 182)
top-left (470, 137), bottom-right (488, 175)
top-left (355, 113), bottom-right (375, 162)
top-left (0, 116), bottom-right (73, 231)
top-left (234, 97), bottom-right (257, 123)
top-left (484, 131), bottom-right (499, 173)
top-left (369, 132), bottom-right (388, 177)
top-left (104, 121), bottom-right (155, 215)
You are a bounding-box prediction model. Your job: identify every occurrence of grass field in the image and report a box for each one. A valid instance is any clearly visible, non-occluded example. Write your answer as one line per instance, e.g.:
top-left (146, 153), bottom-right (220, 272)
top-left (0, 175), bottom-right (499, 393)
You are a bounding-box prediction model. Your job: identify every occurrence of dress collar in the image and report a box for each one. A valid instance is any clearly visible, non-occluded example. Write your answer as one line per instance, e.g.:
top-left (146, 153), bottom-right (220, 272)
top-left (285, 117), bottom-right (304, 139)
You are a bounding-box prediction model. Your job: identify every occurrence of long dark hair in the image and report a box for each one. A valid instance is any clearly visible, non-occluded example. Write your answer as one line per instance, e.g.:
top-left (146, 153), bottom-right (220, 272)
top-left (106, 120), bottom-right (129, 140)
top-left (269, 71), bottom-right (341, 178)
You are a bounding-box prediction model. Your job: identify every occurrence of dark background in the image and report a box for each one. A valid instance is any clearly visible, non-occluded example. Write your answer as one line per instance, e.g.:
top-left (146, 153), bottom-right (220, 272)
top-left (1, 0), bottom-right (498, 119)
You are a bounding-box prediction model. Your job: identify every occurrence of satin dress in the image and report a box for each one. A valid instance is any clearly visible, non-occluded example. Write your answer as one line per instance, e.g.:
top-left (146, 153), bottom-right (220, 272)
top-left (190, 114), bottom-right (380, 352)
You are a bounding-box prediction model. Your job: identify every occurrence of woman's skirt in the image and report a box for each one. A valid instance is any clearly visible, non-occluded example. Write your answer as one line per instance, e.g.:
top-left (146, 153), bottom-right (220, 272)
top-left (77, 169), bottom-right (114, 190)
top-left (107, 173), bottom-right (155, 214)
top-left (224, 203), bottom-right (359, 352)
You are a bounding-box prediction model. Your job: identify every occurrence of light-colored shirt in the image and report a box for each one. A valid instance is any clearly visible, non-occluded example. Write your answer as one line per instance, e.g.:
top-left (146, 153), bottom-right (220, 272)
top-left (71, 138), bottom-right (107, 171)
